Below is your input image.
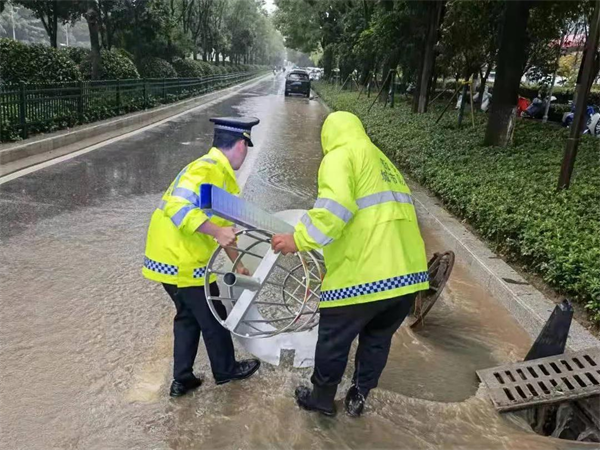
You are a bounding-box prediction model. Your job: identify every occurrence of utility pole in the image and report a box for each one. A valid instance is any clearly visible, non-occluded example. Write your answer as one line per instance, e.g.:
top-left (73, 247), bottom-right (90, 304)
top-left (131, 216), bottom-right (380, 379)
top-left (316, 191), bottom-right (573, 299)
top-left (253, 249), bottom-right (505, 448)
top-left (557, 0), bottom-right (600, 190)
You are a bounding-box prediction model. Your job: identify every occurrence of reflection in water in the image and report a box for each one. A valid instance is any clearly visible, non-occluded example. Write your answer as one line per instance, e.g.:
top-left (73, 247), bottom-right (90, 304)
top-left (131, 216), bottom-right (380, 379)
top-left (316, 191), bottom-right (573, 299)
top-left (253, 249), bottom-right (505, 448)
top-left (0, 77), bottom-right (594, 449)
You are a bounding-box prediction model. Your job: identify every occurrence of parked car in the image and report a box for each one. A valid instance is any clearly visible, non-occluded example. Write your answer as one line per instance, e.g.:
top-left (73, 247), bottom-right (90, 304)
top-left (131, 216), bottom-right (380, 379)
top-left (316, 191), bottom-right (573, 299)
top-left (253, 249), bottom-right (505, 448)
top-left (285, 70), bottom-right (311, 97)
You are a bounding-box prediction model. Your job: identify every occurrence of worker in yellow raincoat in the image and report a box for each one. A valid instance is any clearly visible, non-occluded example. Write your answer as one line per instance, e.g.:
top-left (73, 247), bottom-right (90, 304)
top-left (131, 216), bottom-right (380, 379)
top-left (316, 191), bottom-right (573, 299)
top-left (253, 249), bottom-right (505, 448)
top-left (272, 111), bottom-right (429, 417)
top-left (143, 117), bottom-right (261, 397)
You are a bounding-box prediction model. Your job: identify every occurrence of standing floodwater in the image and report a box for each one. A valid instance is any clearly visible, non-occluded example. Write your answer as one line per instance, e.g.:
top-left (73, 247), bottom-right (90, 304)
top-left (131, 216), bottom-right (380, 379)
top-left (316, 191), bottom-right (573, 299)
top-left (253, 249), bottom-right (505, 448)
top-left (0, 76), bottom-right (594, 449)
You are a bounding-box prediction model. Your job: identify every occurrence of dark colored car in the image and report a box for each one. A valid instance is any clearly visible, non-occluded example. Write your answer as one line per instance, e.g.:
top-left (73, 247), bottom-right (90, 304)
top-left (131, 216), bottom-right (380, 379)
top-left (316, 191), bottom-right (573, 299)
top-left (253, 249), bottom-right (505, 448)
top-left (285, 70), bottom-right (311, 97)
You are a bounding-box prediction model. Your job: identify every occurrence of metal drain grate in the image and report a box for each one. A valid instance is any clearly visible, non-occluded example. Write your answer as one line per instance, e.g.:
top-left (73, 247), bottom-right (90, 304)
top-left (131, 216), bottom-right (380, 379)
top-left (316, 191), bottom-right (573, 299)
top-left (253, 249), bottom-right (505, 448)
top-left (477, 348), bottom-right (600, 412)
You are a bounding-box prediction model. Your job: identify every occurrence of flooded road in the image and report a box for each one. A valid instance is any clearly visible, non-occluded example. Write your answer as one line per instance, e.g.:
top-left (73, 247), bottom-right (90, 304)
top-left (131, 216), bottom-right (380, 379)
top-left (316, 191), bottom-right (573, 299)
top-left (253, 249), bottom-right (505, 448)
top-left (0, 75), bottom-right (594, 449)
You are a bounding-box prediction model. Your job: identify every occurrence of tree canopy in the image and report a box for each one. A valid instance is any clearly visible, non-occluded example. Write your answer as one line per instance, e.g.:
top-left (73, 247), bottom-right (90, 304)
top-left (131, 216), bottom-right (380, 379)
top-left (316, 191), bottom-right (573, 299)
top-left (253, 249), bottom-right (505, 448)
top-left (0, 0), bottom-right (285, 65)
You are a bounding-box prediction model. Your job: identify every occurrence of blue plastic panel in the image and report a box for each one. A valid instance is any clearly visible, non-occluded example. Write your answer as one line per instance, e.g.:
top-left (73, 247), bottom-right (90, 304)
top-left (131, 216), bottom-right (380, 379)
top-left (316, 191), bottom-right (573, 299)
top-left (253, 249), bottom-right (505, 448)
top-left (200, 184), bottom-right (295, 234)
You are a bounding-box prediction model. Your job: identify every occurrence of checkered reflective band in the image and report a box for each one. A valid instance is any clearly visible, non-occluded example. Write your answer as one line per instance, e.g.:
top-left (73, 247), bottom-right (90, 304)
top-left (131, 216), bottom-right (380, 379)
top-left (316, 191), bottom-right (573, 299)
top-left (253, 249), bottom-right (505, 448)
top-left (193, 267), bottom-right (206, 278)
top-left (144, 257), bottom-right (178, 276)
top-left (320, 271), bottom-right (429, 302)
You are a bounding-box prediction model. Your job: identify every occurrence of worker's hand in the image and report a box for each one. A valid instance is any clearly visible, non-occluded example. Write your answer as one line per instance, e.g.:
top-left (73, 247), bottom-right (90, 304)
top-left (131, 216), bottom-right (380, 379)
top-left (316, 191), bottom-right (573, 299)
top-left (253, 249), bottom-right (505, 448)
top-left (235, 264), bottom-right (250, 276)
top-left (214, 226), bottom-right (237, 248)
top-left (271, 234), bottom-right (298, 255)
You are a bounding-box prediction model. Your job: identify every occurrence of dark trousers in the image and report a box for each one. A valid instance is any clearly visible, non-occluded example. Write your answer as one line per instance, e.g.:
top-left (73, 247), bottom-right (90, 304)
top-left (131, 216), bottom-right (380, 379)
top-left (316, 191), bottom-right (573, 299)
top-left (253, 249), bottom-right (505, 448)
top-left (163, 283), bottom-right (236, 382)
top-left (311, 293), bottom-right (415, 396)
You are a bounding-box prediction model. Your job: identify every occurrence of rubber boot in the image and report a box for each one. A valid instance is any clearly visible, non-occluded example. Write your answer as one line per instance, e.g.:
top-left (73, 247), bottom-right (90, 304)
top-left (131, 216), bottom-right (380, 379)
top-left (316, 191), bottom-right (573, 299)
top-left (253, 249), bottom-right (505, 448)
top-left (294, 385), bottom-right (337, 417)
top-left (344, 385), bottom-right (368, 417)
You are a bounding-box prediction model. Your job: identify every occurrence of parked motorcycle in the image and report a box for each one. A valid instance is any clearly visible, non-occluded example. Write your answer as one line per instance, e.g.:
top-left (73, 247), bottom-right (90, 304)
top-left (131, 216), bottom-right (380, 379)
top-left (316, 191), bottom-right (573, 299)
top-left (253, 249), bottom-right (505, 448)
top-left (522, 95), bottom-right (557, 119)
top-left (585, 110), bottom-right (600, 137)
top-left (561, 104), bottom-right (595, 129)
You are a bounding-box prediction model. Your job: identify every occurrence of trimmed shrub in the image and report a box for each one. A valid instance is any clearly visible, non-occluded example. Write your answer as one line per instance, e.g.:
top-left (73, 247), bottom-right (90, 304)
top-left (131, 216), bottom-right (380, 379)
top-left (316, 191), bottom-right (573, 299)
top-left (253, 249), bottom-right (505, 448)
top-left (172, 58), bottom-right (204, 78)
top-left (80, 49), bottom-right (140, 80)
top-left (195, 61), bottom-right (214, 75)
top-left (209, 65), bottom-right (224, 75)
top-left (0, 38), bottom-right (82, 84)
top-left (137, 57), bottom-right (177, 79)
top-left (64, 47), bottom-right (90, 65)
top-left (315, 82), bottom-right (600, 323)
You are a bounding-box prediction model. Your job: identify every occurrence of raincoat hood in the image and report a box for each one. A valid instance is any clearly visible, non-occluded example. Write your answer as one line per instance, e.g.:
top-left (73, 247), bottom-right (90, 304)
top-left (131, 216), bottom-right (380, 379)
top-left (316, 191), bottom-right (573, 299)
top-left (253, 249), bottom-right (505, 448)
top-left (321, 111), bottom-right (371, 155)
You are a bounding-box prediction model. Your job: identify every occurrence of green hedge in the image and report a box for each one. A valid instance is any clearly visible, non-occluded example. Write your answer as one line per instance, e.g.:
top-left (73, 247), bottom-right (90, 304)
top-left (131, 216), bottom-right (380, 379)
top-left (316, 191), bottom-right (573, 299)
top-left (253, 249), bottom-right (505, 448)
top-left (198, 61), bottom-right (217, 75)
top-left (172, 58), bottom-right (205, 78)
top-left (63, 47), bottom-right (90, 65)
top-left (315, 82), bottom-right (600, 323)
top-left (0, 38), bottom-right (82, 84)
top-left (80, 49), bottom-right (140, 80)
top-left (137, 57), bottom-right (177, 79)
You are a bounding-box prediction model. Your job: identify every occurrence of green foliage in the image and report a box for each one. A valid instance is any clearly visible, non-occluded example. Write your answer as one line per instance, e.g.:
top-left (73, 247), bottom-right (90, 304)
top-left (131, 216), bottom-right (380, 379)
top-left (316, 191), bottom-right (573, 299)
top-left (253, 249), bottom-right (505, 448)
top-left (172, 58), bottom-right (205, 78)
top-left (315, 82), bottom-right (600, 322)
top-left (63, 47), bottom-right (90, 65)
top-left (1, 70), bottom-right (259, 142)
top-left (137, 57), bottom-right (177, 79)
top-left (80, 49), bottom-right (140, 80)
top-left (0, 38), bottom-right (82, 83)
top-left (321, 45), bottom-right (335, 78)
top-left (197, 61), bottom-right (217, 75)
top-left (273, 0), bottom-right (322, 53)
top-left (439, 0), bottom-right (503, 78)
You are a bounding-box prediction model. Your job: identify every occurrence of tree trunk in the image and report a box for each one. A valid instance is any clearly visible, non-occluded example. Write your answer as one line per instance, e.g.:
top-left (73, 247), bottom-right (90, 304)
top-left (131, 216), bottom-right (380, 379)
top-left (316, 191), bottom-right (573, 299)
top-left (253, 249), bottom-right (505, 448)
top-left (484, 1), bottom-right (532, 147)
top-left (359, 52), bottom-right (375, 85)
top-left (86, 4), bottom-right (102, 80)
top-left (415, 0), bottom-right (445, 113)
top-left (591, 51), bottom-right (600, 91)
top-left (102, 2), bottom-right (113, 49)
top-left (558, 0), bottom-right (600, 189)
top-left (50, 0), bottom-right (58, 48)
top-left (477, 64), bottom-right (492, 106)
top-left (412, 53), bottom-right (425, 111)
top-left (379, 52), bottom-right (399, 103)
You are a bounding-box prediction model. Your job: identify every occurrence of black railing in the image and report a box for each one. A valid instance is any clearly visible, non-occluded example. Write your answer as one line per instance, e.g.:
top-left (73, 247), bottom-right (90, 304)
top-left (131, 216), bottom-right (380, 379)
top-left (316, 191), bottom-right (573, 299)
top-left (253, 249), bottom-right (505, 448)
top-left (0, 71), bottom-right (262, 142)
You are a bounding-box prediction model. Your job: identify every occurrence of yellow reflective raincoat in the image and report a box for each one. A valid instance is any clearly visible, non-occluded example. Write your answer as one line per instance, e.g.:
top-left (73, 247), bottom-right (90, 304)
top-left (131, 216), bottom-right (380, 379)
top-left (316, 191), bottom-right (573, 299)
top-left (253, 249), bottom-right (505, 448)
top-left (142, 147), bottom-right (237, 287)
top-left (294, 112), bottom-right (429, 308)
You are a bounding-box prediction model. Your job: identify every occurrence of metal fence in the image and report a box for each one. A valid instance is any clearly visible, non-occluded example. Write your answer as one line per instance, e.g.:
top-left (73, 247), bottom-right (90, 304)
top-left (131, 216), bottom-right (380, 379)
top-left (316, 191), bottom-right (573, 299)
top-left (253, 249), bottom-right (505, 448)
top-left (0, 71), bottom-right (260, 142)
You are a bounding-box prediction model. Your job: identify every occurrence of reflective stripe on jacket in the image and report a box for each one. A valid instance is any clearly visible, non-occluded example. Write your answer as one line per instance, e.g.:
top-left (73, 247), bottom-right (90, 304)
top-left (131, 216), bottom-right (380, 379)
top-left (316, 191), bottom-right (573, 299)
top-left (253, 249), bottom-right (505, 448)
top-left (142, 147), bottom-right (238, 287)
top-left (294, 111), bottom-right (429, 308)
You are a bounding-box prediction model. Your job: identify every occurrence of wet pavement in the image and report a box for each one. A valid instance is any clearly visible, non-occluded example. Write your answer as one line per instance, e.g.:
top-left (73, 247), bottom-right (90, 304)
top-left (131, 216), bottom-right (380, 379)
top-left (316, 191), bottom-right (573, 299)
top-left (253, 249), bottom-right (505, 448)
top-left (0, 75), bottom-right (595, 449)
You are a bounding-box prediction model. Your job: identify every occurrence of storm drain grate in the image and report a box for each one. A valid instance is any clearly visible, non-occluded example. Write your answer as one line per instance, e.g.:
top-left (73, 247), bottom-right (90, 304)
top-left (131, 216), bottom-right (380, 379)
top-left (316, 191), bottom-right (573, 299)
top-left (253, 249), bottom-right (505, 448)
top-left (477, 348), bottom-right (600, 412)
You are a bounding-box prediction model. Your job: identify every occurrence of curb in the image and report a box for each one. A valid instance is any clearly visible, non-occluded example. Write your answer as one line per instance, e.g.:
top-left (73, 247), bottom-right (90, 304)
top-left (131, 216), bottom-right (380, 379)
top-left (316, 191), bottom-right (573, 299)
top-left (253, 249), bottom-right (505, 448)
top-left (0, 74), bottom-right (269, 176)
top-left (411, 182), bottom-right (599, 351)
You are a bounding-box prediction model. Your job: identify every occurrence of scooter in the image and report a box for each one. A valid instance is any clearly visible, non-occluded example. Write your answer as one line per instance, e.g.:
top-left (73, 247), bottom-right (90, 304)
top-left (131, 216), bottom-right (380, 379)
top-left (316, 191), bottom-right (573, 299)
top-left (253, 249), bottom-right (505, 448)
top-left (522, 96), bottom-right (557, 119)
top-left (561, 104), bottom-right (596, 129)
top-left (585, 110), bottom-right (600, 137)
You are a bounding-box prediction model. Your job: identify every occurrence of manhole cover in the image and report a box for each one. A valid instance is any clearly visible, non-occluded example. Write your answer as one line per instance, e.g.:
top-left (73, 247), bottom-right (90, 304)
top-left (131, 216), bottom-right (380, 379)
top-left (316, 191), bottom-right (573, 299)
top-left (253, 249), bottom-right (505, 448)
top-left (477, 348), bottom-right (600, 412)
top-left (408, 251), bottom-right (455, 328)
